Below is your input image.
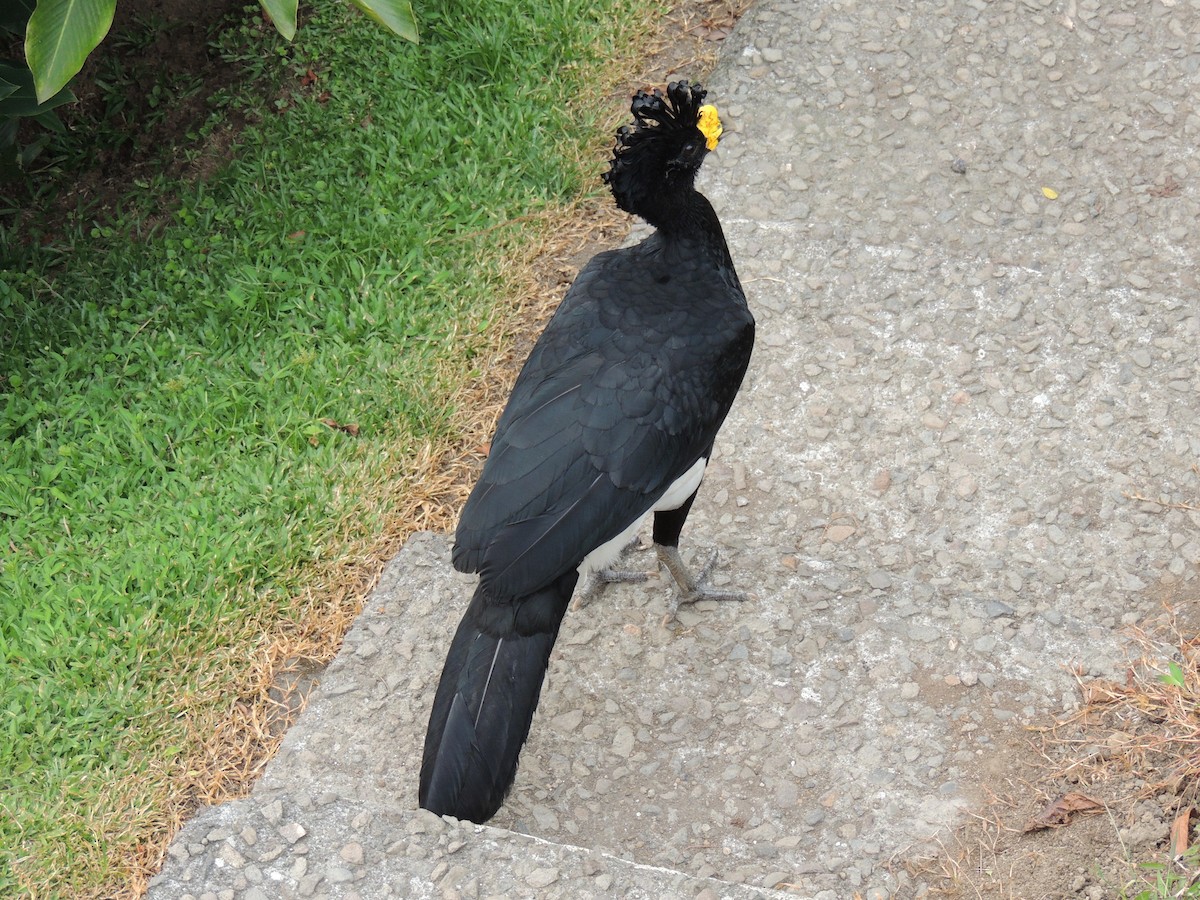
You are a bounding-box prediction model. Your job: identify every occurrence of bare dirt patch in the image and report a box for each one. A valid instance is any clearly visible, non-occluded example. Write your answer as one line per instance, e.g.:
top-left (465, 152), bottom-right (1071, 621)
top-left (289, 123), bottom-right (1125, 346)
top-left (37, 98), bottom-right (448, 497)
top-left (909, 595), bottom-right (1200, 899)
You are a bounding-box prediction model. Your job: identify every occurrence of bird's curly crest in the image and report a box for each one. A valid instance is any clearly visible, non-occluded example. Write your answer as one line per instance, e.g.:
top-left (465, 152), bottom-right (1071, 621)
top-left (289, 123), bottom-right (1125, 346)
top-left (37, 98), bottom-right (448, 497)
top-left (602, 81), bottom-right (720, 217)
top-left (609, 81), bottom-right (712, 161)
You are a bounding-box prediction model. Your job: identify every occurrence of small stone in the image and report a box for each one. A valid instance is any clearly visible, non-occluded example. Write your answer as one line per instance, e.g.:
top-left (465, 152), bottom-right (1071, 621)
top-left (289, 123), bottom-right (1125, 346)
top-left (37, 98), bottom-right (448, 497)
top-left (867, 571), bottom-right (892, 590)
top-left (526, 867), bottom-right (560, 888)
top-left (826, 524), bottom-right (856, 543)
top-left (552, 709), bottom-right (584, 732)
top-left (612, 725), bottom-right (635, 758)
top-left (532, 804), bottom-right (559, 831)
top-left (260, 801), bottom-right (283, 825)
top-left (278, 823), bottom-right (307, 844)
top-left (339, 842), bottom-right (364, 865)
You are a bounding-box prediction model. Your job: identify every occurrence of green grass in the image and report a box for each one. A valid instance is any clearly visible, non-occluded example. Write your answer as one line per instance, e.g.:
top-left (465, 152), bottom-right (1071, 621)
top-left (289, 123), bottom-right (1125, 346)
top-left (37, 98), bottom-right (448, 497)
top-left (0, 0), bottom-right (652, 893)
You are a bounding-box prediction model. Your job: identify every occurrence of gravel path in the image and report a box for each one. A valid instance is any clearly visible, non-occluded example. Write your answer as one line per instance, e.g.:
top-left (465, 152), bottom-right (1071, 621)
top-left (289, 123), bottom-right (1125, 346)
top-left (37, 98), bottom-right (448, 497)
top-left (150, 1), bottom-right (1200, 897)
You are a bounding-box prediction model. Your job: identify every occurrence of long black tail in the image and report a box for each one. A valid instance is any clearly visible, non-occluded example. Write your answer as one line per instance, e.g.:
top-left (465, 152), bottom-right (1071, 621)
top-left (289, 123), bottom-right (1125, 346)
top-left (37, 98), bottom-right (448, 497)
top-left (419, 570), bottom-right (576, 823)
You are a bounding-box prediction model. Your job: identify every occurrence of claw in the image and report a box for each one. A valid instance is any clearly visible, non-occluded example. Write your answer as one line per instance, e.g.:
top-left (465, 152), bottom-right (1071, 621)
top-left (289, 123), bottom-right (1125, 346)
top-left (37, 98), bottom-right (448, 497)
top-left (657, 545), bottom-right (748, 626)
top-left (572, 566), bottom-right (649, 610)
top-left (572, 535), bottom-right (650, 610)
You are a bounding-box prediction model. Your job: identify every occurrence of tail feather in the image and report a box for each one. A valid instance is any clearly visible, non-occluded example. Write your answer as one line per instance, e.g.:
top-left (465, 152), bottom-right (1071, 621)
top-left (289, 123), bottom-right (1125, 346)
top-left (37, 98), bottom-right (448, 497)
top-left (419, 572), bottom-right (575, 823)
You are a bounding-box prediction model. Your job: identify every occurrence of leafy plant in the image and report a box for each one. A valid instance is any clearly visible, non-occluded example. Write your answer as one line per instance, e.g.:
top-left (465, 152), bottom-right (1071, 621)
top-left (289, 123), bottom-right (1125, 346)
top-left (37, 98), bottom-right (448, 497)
top-left (0, 0), bottom-right (417, 179)
top-left (23, 0), bottom-right (118, 103)
top-left (1159, 660), bottom-right (1187, 689)
top-left (0, 60), bottom-right (73, 177)
top-left (18, 0), bottom-right (417, 105)
top-left (1122, 844), bottom-right (1200, 899)
top-left (0, 1), bottom-right (74, 176)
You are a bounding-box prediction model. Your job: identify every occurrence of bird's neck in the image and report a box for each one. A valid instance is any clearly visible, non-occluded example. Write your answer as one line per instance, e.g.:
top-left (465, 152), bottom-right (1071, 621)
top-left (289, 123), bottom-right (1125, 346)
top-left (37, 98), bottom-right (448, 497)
top-left (642, 189), bottom-right (734, 264)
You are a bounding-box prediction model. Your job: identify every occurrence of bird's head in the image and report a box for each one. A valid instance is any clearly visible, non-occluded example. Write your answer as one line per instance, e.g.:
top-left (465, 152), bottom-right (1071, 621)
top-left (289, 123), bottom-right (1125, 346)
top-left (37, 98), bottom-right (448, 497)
top-left (602, 81), bottom-right (722, 218)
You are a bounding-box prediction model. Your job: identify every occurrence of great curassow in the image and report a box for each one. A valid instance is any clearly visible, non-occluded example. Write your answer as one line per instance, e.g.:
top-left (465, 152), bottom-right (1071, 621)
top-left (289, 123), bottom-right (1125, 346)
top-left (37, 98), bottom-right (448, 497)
top-left (419, 81), bottom-right (755, 824)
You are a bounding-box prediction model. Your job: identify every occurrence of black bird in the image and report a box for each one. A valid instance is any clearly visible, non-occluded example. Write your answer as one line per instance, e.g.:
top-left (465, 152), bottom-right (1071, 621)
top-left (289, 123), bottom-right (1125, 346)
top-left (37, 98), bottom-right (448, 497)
top-left (418, 81), bottom-right (755, 824)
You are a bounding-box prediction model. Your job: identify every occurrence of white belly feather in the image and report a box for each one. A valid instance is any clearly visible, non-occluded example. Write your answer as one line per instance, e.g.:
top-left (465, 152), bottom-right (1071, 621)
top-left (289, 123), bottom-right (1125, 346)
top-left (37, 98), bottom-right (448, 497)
top-left (578, 456), bottom-right (708, 578)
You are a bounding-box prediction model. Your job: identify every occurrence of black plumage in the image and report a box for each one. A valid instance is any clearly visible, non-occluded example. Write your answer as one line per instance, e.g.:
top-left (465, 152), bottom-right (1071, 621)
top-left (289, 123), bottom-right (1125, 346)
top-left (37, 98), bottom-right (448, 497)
top-left (419, 81), bottom-right (755, 823)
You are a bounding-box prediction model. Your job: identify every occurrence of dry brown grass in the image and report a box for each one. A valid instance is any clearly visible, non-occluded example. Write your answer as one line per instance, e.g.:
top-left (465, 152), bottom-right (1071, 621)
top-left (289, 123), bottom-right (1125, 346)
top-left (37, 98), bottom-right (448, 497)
top-left (907, 603), bottom-right (1200, 899)
top-left (76, 2), bottom-right (756, 896)
top-left (1045, 613), bottom-right (1200, 807)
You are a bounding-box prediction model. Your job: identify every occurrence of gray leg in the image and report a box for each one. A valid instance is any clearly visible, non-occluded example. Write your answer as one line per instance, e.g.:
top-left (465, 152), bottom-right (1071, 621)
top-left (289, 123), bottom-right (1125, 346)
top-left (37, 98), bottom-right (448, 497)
top-left (656, 545), bottom-right (748, 625)
top-left (573, 566), bottom-right (648, 610)
top-left (572, 535), bottom-right (648, 610)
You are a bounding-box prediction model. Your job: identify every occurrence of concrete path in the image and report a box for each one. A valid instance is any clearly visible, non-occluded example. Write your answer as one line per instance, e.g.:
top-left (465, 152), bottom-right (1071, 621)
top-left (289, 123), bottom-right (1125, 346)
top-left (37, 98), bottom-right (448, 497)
top-left (150, 1), bottom-right (1200, 897)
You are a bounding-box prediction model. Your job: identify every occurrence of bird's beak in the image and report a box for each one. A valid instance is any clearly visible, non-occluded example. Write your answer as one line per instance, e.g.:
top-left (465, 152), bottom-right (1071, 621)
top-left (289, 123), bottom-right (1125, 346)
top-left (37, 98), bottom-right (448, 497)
top-left (697, 105), bottom-right (722, 151)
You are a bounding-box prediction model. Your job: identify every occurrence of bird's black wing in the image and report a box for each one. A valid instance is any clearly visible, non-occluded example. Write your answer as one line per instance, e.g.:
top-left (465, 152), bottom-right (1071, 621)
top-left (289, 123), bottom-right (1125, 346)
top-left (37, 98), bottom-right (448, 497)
top-left (452, 241), bottom-right (753, 605)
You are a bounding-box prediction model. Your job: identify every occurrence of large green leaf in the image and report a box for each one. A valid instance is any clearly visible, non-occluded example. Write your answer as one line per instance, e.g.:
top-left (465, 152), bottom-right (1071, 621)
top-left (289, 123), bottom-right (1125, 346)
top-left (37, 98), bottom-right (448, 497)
top-left (259, 0), bottom-right (298, 41)
top-left (350, 0), bottom-right (419, 43)
top-left (0, 61), bottom-right (76, 117)
top-left (24, 0), bottom-right (116, 103)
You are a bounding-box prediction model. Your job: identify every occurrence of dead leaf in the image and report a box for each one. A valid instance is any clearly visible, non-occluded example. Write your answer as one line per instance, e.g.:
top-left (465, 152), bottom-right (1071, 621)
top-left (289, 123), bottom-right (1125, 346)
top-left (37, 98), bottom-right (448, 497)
top-left (1170, 808), bottom-right (1194, 858)
top-left (1081, 680), bottom-right (1122, 705)
top-left (320, 418), bottom-right (360, 436)
top-left (1023, 792), bottom-right (1106, 832)
top-left (1041, 186), bottom-right (1059, 200)
top-left (301, 68), bottom-right (318, 87)
top-left (287, 230), bottom-right (306, 241)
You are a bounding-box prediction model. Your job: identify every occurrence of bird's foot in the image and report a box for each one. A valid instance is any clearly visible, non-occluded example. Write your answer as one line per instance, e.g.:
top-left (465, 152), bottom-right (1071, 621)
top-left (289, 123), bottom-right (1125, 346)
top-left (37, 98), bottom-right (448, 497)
top-left (657, 545), bottom-right (748, 626)
top-left (572, 534), bottom-right (650, 610)
top-left (572, 566), bottom-right (649, 610)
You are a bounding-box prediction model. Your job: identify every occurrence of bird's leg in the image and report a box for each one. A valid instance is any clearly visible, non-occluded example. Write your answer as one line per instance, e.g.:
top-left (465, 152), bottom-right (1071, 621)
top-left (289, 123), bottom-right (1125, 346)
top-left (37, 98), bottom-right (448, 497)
top-left (656, 544), bottom-right (748, 625)
top-left (651, 489), bottom-right (748, 625)
top-left (572, 535), bottom-right (648, 610)
top-left (573, 566), bottom-right (648, 610)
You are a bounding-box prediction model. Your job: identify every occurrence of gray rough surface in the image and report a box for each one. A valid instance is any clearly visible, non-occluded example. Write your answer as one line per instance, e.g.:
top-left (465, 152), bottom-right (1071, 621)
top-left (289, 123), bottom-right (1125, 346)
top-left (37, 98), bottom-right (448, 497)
top-left (150, 0), bottom-right (1200, 897)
